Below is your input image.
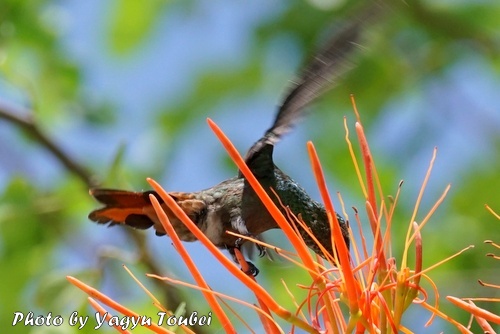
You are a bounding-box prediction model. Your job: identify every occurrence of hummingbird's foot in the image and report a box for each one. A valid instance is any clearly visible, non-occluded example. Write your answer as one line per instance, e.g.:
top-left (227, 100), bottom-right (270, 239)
top-left (227, 246), bottom-right (260, 276)
top-left (234, 236), bottom-right (246, 249)
top-left (242, 261), bottom-right (260, 277)
top-left (256, 243), bottom-right (267, 258)
top-left (234, 235), bottom-right (267, 258)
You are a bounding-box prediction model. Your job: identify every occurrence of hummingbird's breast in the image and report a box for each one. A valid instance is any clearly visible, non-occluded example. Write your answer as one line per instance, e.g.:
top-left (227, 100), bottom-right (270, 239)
top-left (194, 177), bottom-right (246, 247)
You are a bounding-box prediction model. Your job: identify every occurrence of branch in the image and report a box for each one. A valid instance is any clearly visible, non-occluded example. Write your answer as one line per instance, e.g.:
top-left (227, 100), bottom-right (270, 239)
top-left (0, 99), bottom-right (96, 187)
top-left (0, 99), bottom-right (208, 331)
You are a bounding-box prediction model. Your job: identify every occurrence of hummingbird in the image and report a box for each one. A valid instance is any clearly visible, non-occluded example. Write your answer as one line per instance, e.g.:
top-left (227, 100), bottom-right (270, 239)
top-left (89, 8), bottom-right (377, 275)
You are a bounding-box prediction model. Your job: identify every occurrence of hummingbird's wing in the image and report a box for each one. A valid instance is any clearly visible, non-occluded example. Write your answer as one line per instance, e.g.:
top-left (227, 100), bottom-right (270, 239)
top-left (244, 4), bottom-right (382, 170)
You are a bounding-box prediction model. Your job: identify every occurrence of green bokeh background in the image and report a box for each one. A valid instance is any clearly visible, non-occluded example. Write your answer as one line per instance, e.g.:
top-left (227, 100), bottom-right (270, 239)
top-left (1, 0), bottom-right (499, 332)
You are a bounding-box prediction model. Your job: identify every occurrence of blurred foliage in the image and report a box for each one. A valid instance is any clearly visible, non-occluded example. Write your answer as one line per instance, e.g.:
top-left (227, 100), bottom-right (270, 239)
top-left (107, 0), bottom-right (167, 54)
top-left (0, 0), bottom-right (499, 332)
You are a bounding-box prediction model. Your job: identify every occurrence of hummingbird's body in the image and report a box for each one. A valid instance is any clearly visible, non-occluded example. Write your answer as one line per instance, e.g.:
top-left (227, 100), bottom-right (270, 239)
top-left (89, 6), bottom-right (379, 270)
top-left (90, 144), bottom-right (347, 260)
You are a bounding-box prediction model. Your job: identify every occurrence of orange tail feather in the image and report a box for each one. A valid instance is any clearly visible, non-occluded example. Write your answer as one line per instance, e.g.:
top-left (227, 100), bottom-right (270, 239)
top-left (88, 189), bottom-right (161, 230)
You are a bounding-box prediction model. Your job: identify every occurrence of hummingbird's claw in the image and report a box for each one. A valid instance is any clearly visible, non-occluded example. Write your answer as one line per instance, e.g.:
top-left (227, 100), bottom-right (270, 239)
top-left (256, 243), bottom-right (267, 258)
top-left (227, 245), bottom-right (260, 276)
top-left (235, 235), bottom-right (267, 258)
top-left (243, 261), bottom-right (260, 277)
top-left (234, 237), bottom-right (245, 249)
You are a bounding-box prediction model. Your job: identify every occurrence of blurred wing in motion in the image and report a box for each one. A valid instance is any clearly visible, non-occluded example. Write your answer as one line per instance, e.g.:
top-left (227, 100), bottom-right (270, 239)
top-left (244, 4), bottom-right (383, 166)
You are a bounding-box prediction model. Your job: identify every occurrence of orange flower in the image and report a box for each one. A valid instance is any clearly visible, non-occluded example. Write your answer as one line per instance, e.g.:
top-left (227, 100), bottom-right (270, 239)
top-left (446, 205), bottom-right (500, 330)
top-left (69, 100), bottom-right (476, 332)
